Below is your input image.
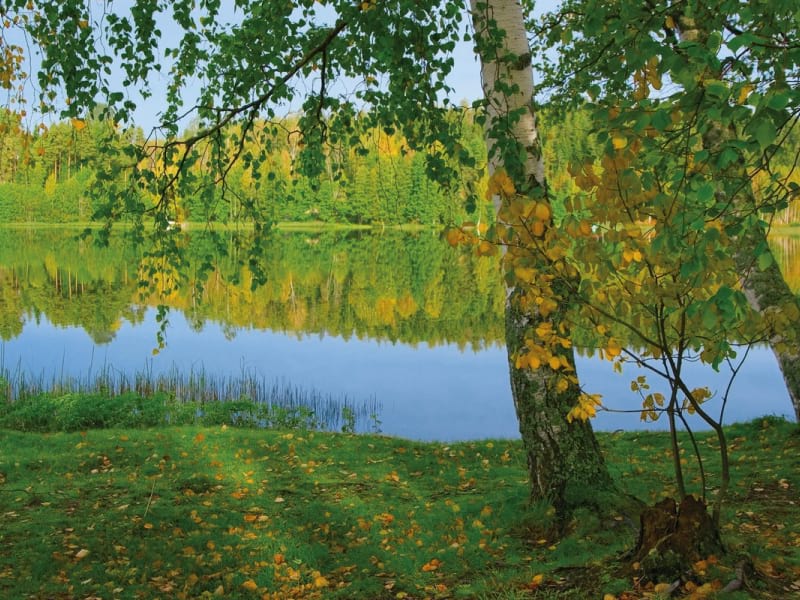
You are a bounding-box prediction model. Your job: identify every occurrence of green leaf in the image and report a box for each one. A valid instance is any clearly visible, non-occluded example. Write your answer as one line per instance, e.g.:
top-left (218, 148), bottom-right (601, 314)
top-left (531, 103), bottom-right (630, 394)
top-left (757, 252), bottom-right (773, 271)
top-left (696, 182), bottom-right (715, 203)
top-left (767, 92), bottom-right (790, 111)
top-left (752, 119), bottom-right (777, 150)
top-left (704, 79), bottom-right (728, 99)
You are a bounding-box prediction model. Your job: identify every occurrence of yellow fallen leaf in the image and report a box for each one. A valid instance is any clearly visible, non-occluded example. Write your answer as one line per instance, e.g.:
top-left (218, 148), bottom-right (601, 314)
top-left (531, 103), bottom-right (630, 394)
top-left (314, 576), bottom-right (329, 588)
top-left (654, 582), bottom-right (672, 594)
top-left (75, 548), bottom-right (90, 560)
top-left (241, 579), bottom-right (258, 591)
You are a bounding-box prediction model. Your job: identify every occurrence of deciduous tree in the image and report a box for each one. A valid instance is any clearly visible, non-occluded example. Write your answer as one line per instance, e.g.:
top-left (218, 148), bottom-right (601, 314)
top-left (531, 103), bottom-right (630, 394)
top-left (0, 0), bottom-right (615, 512)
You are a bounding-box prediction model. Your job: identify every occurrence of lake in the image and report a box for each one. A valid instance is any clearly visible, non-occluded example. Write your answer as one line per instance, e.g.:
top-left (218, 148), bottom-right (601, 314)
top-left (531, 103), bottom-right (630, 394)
top-left (1, 227), bottom-right (797, 440)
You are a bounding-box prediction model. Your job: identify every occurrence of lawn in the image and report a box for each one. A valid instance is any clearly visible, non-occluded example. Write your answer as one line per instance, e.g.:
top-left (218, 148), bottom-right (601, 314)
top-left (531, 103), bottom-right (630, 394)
top-left (0, 417), bottom-right (798, 599)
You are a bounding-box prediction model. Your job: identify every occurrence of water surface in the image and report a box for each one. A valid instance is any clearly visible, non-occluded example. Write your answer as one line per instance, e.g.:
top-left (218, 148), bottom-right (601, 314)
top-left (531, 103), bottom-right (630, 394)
top-left (1, 228), bottom-right (795, 439)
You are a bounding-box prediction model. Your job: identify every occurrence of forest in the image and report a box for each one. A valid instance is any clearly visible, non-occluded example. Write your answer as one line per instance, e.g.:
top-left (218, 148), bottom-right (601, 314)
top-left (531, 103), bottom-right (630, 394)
top-left (0, 106), bottom-right (605, 227)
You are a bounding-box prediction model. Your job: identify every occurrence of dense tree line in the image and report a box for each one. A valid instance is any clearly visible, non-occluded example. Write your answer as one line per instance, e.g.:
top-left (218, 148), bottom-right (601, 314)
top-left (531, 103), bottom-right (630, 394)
top-left (0, 109), bottom-right (486, 225)
top-left (0, 107), bottom-right (608, 226)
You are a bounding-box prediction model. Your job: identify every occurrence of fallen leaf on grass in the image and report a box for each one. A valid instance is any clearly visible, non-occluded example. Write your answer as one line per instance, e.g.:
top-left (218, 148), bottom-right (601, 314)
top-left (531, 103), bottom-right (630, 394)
top-left (241, 579), bottom-right (258, 591)
top-left (421, 558), bottom-right (441, 572)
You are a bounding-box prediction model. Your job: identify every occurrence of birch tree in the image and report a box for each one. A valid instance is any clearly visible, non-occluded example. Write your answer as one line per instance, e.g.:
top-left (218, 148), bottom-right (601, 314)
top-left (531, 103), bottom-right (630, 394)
top-left (0, 0), bottom-right (615, 513)
top-left (532, 0), bottom-right (800, 423)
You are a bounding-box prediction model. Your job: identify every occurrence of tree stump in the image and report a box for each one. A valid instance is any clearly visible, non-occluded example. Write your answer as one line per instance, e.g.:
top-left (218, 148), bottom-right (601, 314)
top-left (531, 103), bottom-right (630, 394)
top-left (632, 495), bottom-right (723, 581)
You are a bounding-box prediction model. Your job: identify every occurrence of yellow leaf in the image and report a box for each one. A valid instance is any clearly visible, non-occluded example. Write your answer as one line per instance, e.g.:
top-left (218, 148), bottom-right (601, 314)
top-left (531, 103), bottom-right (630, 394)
top-left (486, 168), bottom-right (516, 199)
top-left (611, 135), bottom-right (627, 150)
top-left (193, 432), bottom-right (205, 444)
top-left (241, 579), bottom-right (258, 591)
top-left (737, 84), bottom-right (753, 105)
top-left (514, 267), bottom-right (536, 283)
top-left (534, 202), bottom-right (551, 221)
top-left (314, 576), bottom-right (329, 588)
top-left (605, 339), bottom-right (622, 359)
top-left (75, 548), bottom-right (90, 560)
top-left (476, 240), bottom-right (496, 256)
top-left (654, 582), bottom-right (672, 594)
top-left (548, 356), bottom-right (561, 370)
top-left (445, 228), bottom-right (463, 247)
top-left (71, 118), bottom-right (86, 131)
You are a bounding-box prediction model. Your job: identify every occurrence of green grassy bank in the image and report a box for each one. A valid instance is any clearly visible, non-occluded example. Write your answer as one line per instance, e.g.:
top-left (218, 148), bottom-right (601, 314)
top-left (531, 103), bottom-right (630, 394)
top-left (0, 413), bottom-right (798, 599)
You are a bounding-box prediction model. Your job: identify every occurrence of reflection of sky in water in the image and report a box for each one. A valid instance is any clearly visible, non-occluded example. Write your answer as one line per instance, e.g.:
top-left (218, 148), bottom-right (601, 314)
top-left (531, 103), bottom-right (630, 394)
top-left (2, 309), bottom-right (794, 441)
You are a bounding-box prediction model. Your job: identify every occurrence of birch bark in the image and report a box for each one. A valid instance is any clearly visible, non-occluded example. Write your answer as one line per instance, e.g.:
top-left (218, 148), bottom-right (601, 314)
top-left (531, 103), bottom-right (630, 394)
top-left (469, 0), bottom-right (614, 514)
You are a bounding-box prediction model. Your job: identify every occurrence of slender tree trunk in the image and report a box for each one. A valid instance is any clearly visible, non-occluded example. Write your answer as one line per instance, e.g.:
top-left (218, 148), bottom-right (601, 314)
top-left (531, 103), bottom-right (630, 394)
top-left (735, 226), bottom-right (800, 422)
top-left (470, 0), bottom-right (614, 515)
top-left (678, 13), bottom-right (800, 423)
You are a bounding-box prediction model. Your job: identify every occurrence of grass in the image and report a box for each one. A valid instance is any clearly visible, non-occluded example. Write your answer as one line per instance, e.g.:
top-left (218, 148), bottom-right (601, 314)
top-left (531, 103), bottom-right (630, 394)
top-left (0, 367), bottom-right (381, 435)
top-left (0, 411), bottom-right (798, 599)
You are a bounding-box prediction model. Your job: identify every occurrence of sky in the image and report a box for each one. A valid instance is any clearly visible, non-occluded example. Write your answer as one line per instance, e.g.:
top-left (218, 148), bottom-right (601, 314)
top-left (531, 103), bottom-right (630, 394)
top-left (107, 0), bottom-right (561, 133)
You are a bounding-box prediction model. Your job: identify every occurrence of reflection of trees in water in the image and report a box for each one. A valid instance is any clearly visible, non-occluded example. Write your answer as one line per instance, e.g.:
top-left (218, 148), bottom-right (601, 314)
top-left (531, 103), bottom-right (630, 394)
top-left (0, 270), bottom-right (24, 341)
top-left (0, 230), bottom-right (142, 344)
top-left (0, 229), bottom-right (506, 348)
top-left (2, 229), bottom-right (797, 348)
top-left (769, 235), bottom-right (800, 293)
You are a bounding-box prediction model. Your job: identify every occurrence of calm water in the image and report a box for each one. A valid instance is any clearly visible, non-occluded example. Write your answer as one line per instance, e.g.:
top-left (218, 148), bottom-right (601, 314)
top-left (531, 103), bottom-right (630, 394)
top-left (0, 228), bottom-right (796, 440)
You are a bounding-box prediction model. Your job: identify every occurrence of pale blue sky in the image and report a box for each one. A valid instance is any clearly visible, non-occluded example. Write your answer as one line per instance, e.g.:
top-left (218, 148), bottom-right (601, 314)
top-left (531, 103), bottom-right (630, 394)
top-left (120, 0), bottom-right (560, 132)
top-left (7, 1), bottom-right (560, 132)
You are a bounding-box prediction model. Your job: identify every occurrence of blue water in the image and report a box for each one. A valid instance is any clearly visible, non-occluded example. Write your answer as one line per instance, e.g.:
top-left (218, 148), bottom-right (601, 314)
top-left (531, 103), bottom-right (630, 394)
top-left (1, 309), bottom-right (794, 440)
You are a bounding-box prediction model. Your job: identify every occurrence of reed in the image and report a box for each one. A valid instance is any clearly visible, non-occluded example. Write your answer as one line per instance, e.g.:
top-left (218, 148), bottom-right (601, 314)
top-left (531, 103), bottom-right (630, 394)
top-left (0, 358), bottom-right (380, 433)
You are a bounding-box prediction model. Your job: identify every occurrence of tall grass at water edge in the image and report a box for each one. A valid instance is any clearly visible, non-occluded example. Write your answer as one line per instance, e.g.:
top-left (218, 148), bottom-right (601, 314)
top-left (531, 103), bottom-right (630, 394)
top-left (0, 357), bottom-right (380, 434)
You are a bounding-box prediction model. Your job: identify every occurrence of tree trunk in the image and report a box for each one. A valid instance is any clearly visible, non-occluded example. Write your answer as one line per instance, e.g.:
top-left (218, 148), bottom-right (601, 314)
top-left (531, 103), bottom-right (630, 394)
top-left (678, 13), bottom-right (800, 423)
top-left (506, 287), bottom-right (615, 516)
top-left (734, 226), bottom-right (800, 422)
top-left (632, 495), bottom-right (723, 582)
top-left (470, 0), bottom-right (614, 514)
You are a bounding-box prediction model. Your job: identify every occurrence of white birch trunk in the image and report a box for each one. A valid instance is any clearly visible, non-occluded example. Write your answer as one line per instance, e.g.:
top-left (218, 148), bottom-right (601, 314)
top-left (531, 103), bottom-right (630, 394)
top-left (469, 0), bottom-right (613, 513)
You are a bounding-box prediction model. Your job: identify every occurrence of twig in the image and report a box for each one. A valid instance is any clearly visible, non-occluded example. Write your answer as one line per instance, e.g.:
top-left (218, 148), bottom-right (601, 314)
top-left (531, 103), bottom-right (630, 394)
top-left (143, 478), bottom-right (157, 520)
